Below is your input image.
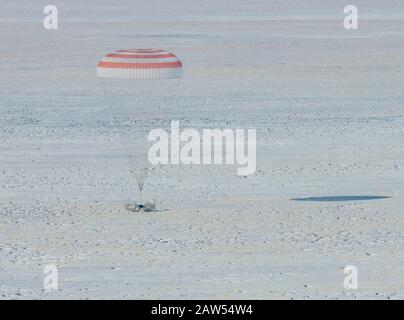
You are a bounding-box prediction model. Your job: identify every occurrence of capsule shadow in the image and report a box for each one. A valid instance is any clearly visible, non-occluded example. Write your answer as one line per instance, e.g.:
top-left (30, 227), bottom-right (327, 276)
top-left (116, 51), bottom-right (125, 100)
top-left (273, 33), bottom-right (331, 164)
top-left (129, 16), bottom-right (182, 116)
top-left (291, 195), bottom-right (391, 202)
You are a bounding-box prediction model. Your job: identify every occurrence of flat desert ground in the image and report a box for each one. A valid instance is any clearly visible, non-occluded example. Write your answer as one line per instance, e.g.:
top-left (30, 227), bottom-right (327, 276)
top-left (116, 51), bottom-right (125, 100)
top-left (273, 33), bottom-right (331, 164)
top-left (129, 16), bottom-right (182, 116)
top-left (0, 0), bottom-right (404, 299)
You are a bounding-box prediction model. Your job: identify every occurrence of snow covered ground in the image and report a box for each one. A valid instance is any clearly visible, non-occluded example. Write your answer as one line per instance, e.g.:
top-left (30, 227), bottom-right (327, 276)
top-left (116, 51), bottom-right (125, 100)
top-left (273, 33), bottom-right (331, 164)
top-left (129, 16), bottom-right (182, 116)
top-left (0, 0), bottom-right (404, 299)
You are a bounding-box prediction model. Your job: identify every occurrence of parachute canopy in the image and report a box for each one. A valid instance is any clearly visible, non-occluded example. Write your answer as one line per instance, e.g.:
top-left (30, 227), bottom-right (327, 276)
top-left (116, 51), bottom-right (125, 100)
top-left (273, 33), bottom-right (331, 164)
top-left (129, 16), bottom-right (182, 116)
top-left (97, 49), bottom-right (183, 80)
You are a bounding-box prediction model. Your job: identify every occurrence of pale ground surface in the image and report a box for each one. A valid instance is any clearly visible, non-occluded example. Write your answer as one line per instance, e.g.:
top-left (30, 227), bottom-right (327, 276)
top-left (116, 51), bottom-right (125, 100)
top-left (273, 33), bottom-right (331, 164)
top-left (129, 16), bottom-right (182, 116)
top-left (0, 0), bottom-right (404, 299)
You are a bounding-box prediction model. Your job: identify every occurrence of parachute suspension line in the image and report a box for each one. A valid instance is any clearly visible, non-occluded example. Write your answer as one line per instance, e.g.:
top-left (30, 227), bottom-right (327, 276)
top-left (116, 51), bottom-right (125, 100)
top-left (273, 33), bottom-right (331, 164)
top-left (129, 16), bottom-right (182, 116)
top-left (100, 81), bottom-right (139, 199)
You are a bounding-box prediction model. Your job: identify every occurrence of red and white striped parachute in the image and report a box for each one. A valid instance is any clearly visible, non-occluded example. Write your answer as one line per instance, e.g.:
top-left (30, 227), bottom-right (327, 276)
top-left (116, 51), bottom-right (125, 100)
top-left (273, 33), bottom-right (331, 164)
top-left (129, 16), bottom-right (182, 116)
top-left (97, 49), bottom-right (183, 80)
top-left (97, 49), bottom-right (183, 205)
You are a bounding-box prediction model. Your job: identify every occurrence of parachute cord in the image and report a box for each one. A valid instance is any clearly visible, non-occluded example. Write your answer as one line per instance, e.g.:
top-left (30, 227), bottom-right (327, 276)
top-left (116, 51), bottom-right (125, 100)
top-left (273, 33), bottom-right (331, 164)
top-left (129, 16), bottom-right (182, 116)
top-left (100, 81), bottom-right (139, 201)
top-left (100, 78), bottom-right (182, 205)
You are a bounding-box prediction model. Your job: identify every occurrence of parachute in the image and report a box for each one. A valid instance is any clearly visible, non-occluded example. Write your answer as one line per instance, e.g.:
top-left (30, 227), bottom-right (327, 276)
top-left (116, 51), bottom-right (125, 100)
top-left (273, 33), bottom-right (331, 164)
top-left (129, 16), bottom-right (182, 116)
top-left (97, 49), bottom-right (183, 209)
top-left (97, 48), bottom-right (183, 80)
